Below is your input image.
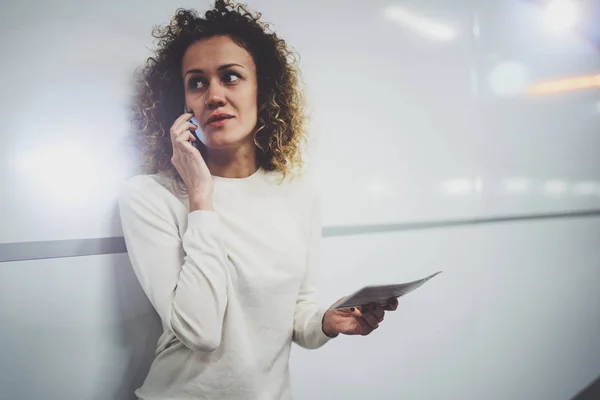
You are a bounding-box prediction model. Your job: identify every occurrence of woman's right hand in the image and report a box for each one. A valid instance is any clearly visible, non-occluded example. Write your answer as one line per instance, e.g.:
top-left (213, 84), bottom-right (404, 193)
top-left (170, 112), bottom-right (214, 211)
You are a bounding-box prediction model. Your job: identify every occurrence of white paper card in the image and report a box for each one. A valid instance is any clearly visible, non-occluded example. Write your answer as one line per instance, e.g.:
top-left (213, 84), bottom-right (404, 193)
top-left (330, 271), bottom-right (442, 310)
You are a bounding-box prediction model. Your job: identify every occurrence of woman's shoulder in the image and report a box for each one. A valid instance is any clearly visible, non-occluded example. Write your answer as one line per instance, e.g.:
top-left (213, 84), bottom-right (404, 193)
top-left (119, 173), bottom-right (184, 207)
top-left (121, 172), bottom-right (168, 193)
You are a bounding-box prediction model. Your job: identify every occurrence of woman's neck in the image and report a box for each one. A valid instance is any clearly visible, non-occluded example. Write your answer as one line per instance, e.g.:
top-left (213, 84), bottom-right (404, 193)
top-left (204, 143), bottom-right (258, 179)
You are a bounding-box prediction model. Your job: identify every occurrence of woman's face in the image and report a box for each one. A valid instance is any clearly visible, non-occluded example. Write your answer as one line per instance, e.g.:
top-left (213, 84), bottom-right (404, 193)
top-left (181, 35), bottom-right (258, 150)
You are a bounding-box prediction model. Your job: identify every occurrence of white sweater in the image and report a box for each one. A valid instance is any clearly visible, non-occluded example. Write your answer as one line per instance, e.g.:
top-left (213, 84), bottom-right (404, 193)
top-left (118, 167), bottom-right (333, 400)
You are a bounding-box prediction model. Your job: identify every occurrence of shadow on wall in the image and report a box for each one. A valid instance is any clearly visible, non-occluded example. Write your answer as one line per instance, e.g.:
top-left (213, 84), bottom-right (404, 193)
top-left (107, 251), bottom-right (162, 400)
top-left (572, 375), bottom-right (600, 400)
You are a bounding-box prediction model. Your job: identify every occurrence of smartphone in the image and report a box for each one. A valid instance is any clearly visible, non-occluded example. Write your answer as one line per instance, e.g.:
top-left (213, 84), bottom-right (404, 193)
top-left (184, 105), bottom-right (201, 142)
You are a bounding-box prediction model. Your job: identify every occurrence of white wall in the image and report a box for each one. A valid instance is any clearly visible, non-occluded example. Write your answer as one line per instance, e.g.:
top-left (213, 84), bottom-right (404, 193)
top-left (297, 216), bottom-right (600, 400)
top-left (1, 0), bottom-right (599, 399)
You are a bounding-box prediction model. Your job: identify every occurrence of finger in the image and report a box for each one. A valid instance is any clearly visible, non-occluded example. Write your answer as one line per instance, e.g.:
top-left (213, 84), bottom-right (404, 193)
top-left (360, 303), bottom-right (384, 321)
top-left (170, 118), bottom-right (194, 142)
top-left (344, 307), bottom-right (361, 316)
top-left (356, 317), bottom-right (375, 336)
top-left (341, 307), bottom-right (358, 315)
top-left (173, 112), bottom-right (195, 128)
top-left (382, 297), bottom-right (399, 311)
top-left (175, 135), bottom-right (198, 155)
top-left (172, 129), bottom-right (198, 155)
top-left (371, 303), bottom-right (385, 320)
top-left (358, 308), bottom-right (380, 329)
top-left (175, 129), bottom-right (197, 146)
top-left (171, 121), bottom-right (198, 141)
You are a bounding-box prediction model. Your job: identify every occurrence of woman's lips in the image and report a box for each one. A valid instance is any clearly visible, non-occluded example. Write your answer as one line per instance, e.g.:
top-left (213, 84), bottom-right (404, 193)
top-left (206, 115), bottom-right (234, 127)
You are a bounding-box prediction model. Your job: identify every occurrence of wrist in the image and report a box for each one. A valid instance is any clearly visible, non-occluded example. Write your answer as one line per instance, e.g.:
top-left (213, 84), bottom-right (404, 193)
top-left (189, 193), bottom-right (214, 211)
top-left (321, 311), bottom-right (339, 338)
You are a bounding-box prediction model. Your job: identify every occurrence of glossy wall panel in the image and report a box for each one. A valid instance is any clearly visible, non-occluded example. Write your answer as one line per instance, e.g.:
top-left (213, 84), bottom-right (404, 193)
top-left (1, 0), bottom-right (599, 399)
top-left (291, 0), bottom-right (482, 226)
top-left (0, 0), bottom-right (483, 244)
top-left (0, 2), bottom-right (146, 243)
top-left (0, 254), bottom-right (161, 400)
top-left (2, 0), bottom-right (599, 244)
top-left (293, 216), bottom-right (600, 400)
top-left (475, 0), bottom-right (600, 217)
top-left (1, 218), bottom-right (598, 400)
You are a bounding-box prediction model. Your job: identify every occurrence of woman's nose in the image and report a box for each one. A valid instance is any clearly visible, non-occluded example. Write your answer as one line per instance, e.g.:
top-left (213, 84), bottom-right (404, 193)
top-left (205, 86), bottom-right (227, 109)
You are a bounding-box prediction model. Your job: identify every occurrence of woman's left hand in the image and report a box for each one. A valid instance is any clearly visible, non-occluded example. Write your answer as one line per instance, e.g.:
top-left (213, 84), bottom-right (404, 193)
top-left (322, 297), bottom-right (399, 337)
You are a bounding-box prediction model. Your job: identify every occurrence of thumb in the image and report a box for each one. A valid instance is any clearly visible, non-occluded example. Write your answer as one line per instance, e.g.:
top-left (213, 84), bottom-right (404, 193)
top-left (344, 306), bottom-right (363, 317)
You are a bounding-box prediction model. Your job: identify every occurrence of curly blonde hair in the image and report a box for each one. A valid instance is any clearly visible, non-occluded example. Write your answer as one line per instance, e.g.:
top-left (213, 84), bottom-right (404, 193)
top-left (131, 0), bottom-right (308, 189)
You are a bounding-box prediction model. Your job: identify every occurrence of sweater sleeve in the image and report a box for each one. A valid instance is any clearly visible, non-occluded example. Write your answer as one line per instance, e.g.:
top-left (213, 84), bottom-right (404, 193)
top-left (118, 176), bottom-right (229, 353)
top-left (292, 191), bottom-right (334, 349)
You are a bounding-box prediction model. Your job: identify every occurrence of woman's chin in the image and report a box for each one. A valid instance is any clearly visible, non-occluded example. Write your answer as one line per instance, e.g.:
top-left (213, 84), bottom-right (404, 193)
top-left (201, 132), bottom-right (253, 151)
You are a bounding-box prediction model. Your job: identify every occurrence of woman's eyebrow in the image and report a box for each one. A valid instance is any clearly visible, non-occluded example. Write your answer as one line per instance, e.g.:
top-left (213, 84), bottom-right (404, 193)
top-left (184, 63), bottom-right (245, 76)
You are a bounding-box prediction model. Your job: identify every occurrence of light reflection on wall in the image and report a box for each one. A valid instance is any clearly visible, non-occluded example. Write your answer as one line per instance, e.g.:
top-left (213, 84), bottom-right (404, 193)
top-left (441, 178), bottom-right (473, 195)
top-left (384, 6), bottom-right (456, 42)
top-left (542, 0), bottom-right (581, 31)
top-left (544, 179), bottom-right (569, 196)
top-left (15, 144), bottom-right (99, 203)
top-left (502, 177), bottom-right (532, 194)
top-left (529, 73), bottom-right (600, 95)
top-left (439, 178), bottom-right (600, 198)
top-left (572, 181), bottom-right (600, 196)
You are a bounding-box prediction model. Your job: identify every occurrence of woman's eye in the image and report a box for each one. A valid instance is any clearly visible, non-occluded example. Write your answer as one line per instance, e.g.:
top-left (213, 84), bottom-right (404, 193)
top-left (223, 73), bottom-right (240, 84)
top-left (188, 78), bottom-right (205, 90)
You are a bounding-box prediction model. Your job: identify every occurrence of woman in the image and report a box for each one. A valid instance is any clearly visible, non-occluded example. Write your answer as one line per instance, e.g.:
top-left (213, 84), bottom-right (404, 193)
top-left (119, 1), bottom-right (399, 398)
